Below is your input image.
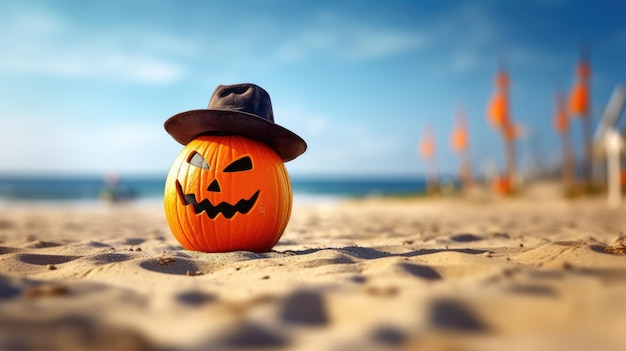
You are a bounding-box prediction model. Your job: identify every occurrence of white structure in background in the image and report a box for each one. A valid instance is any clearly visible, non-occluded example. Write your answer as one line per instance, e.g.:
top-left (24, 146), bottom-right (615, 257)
top-left (595, 85), bottom-right (626, 207)
top-left (605, 130), bottom-right (623, 207)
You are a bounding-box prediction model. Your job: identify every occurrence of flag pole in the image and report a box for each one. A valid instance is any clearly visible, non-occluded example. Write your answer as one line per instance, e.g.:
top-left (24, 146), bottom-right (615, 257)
top-left (554, 89), bottom-right (575, 187)
top-left (571, 43), bottom-right (593, 187)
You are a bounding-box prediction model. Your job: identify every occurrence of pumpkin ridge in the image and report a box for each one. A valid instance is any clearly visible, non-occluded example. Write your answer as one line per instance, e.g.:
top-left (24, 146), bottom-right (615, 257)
top-left (236, 139), bottom-right (258, 252)
top-left (192, 140), bottom-right (208, 251)
top-left (215, 135), bottom-right (227, 252)
top-left (165, 153), bottom-right (194, 250)
top-left (263, 163), bottom-right (292, 250)
top-left (180, 154), bottom-right (198, 251)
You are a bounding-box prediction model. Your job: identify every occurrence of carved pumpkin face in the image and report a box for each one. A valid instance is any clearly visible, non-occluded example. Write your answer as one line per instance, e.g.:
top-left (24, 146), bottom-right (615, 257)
top-left (164, 134), bottom-right (292, 253)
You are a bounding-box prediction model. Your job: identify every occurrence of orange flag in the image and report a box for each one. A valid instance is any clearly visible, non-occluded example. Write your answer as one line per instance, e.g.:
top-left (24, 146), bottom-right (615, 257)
top-left (502, 122), bottom-right (523, 141)
top-left (419, 127), bottom-right (435, 160)
top-left (569, 61), bottom-right (590, 116)
top-left (451, 109), bottom-right (468, 153)
top-left (554, 91), bottom-right (569, 134)
top-left (487, 70), bottom-right (510, 128)
top-left (488, 93), bottom-right (507, 128)
top-left (495, 69), bottom-right (509, 88)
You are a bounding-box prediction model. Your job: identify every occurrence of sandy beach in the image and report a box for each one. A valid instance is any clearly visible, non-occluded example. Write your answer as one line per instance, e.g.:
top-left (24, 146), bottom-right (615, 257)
top-left (1, 189), bottom-right (626, 351)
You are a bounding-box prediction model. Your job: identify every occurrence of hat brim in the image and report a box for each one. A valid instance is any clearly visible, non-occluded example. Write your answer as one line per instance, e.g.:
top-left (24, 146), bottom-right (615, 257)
top-left (164, 109), bottom-right (307, 162)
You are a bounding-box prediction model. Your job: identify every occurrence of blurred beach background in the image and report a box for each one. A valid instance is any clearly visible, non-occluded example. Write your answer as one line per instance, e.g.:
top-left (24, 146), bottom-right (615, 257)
top-left (0, 0), bottom-right (624, 201)
top-left (2, 1), bottom-right (626, 351)
top-left (0, 175), bottom-right (443, 208)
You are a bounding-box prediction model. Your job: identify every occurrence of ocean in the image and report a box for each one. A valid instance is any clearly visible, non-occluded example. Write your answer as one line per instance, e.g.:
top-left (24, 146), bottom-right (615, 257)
top-left (0, 175), bottom-right (436, 206)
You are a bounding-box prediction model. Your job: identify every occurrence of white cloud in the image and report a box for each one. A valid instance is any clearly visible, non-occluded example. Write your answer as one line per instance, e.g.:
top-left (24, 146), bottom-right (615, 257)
top-left (306, 118), bottom-right (328, 135)
top-left (0, 49), bottom-right (186, 84)
top-left (0, 116), bottom-right (177, 174)
top-left (0, 8), bottom-right (187, 84)
top-left (274, 12), bottom-right (428, 63)
top-left (411, 3), bottom-right (571, 74)
top-left (6, 9), bottom-right (65, 36)
top-left (289, 123), bottom-right (415, 176)
top-left (276, 104), bottom-right (417, 175)
top-left (275, 105), bottom-right (330, 137)
top-left (423, 4), bottom-right (501, 73)
top-left (341, 27), bottom-right (428, 60)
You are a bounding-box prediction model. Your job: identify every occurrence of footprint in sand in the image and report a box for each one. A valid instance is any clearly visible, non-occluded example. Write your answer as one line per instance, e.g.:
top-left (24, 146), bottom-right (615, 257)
top-left (176, 290), bottom-right (217, 306)
top-left (0, 219), bottom-right (15, 230)
top-left (507, 284), bottom-right (557, 297)
top-left (124, 238), bottom-right (145, 246)
top-left (87, 253), bottom-right (135, 265)
top-left (214, 322), bottom-right (289, 349)
top-left (397, 263), bottom-right (442, 281)
top-left (370, 325), bottom-right (408, 347)
top-left (17, 254), bottom-right (82, 266)
top-left (22, 240), bottom-right (63, 249)
top-left (0, 246), bottom-right (23, 255)
top-left (139, 257), bottom-right (202, 275)
top-left (0, 276), bottom-right (22, 300)
top-left (85, 241), bottom-right (112, 248)
top-left (341, 246), bottom-right (391, 259)
top-left (428, 298), bottom-right (488, 332)
top-left (279, 290), bottom-right (329, 326)
top-left (0, 315), bottom-right (153, 350)
top-left (449, 233), bottom-right (484, 242)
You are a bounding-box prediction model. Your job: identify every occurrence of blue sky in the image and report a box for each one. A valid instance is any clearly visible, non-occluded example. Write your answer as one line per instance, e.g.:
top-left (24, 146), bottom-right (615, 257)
top-left (1, 0), bottom-right (626, 178)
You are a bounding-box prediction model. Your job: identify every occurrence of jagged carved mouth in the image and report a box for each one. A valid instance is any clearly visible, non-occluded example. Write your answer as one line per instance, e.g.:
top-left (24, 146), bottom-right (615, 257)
top-left (176, 180), bottom-right (260, 219)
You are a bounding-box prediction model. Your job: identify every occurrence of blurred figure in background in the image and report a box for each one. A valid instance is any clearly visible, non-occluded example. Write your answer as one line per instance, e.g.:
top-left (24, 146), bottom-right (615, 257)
top-left (99, 172), bottom-right (136, 203)
top-left (419, 125), bottom-right (439, 194)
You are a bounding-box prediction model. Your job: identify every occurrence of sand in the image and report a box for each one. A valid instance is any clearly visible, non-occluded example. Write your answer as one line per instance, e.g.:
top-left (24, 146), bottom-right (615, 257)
top-left (1, 189), bottom-right (626, 351)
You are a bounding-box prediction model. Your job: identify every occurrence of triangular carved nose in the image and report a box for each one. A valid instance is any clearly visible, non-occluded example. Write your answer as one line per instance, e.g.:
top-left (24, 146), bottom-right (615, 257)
top-left (207, 179), bottom-right (221, 192)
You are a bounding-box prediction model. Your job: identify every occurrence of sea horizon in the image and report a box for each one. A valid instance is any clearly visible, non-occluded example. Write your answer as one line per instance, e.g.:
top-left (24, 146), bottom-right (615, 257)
top-left (0, 173), bottom-right (455, 207)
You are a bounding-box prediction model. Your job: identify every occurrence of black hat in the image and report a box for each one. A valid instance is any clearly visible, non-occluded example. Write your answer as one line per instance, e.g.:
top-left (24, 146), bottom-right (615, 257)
top-left (164, 83), bottom-right (307, 162)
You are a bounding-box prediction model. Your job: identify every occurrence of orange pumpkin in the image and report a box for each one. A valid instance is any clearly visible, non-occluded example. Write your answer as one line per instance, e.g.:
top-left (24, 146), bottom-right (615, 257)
top-left (164, 134), bottom-right (292, 253)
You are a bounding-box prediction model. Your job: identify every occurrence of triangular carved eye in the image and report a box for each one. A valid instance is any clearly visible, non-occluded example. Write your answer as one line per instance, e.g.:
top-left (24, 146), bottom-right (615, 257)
top-left (224, 156), bottom-right (252, 172)
top-left (188, 151), bottom-right (210, 170)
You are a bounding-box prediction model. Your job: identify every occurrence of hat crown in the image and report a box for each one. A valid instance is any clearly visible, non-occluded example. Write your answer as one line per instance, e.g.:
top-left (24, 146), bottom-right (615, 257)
top-left (165, 82), bottom-right (307, 161)
top-left (208, 84), bottom-right (274, 123)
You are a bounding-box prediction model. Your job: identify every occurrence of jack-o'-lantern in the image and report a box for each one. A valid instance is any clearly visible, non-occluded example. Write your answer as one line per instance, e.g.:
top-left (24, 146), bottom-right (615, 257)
top-left (163, 83), bottom-right (306, 253)
top-left (164, 134), bottom-right (292, 252)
